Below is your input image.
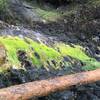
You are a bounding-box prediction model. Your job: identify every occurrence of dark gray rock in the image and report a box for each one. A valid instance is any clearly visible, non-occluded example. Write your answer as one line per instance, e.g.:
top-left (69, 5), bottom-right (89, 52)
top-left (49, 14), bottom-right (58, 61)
top-left (8, 0), bottom-right (43, 25)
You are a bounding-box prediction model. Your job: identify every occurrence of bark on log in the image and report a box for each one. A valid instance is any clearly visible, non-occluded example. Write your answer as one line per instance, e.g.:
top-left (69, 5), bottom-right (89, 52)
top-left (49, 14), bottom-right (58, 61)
top-left (0, 69), bottom-right (100, 100)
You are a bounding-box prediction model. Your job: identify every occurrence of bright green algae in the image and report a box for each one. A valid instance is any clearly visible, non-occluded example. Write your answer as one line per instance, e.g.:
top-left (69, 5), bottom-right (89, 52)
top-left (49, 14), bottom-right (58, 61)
top-left (0, 36), bottom-right (62, 70)
top-left (55, 43), bottom-right (100, 70)
top-left (0, 36), bottom-right (100, 71)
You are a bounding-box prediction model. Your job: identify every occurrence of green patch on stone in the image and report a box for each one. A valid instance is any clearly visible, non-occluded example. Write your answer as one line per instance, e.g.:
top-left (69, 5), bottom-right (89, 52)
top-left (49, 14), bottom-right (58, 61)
top-left (0, 36), bottom-right (99, 71)
top-left (82, 61), bottom-right (100, 71)
top-left (25, 38), bottom-right (63, 69)
top-left (28, 1), bottom-right (78, 22)
top-left (55, 43), bottom-right (100, 70)
top-left (0, 36), bottom-right (62, 70)
top-left (36, 8), bottom-right (61, 21)
top-left (56, 43), bottom-right (92, 61)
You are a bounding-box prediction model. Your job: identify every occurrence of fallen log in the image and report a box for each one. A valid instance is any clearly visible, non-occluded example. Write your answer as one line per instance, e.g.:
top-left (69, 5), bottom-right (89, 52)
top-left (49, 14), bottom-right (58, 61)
top-left (0, 69), bottom-right (100, 100)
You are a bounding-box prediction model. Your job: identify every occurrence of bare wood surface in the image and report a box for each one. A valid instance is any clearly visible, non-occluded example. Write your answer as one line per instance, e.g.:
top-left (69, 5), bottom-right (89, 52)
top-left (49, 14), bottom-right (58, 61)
top-left (0, 69), bottom-right (100, 100)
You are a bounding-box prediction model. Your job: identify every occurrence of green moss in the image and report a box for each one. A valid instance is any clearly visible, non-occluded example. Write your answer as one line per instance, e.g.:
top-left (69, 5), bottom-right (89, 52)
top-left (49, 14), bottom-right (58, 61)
top-left (36, 8), bottom-right (61, 21)
top-left (25, 38), bottom-right (62, 69)
top-left (0, 0), bottom-right (7, 12)
top-left (35, 5), bottom-right (78, 22)
top-left (0, 36), bottom-right (62, 70)
top-left (56, 43), bottom-right (91, 60)
top-left (55, 43), bottom-right (100, 70)
top-left (0, 36), bottom-right (100, 71)
top-left (25, 1), bottom-right (61, 22)
top-left (25, 0), bottom-right (80, 22)
top-left (83, 61), bottom-right (100, 71)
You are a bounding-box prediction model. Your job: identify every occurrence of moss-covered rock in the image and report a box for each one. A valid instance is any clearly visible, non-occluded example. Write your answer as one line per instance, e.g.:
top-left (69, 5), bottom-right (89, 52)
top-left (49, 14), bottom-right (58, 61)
top-left (0, 36), bottom-right (63, 70)
top-left (0, 0), bottom-right (7, 12)
top-left (0, 36), bottom-right (99, 72)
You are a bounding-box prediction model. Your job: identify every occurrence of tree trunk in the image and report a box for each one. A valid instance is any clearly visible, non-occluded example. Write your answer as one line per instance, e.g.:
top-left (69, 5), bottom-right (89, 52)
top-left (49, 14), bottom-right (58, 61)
top-left (0, 69), bottom-right (100, 100)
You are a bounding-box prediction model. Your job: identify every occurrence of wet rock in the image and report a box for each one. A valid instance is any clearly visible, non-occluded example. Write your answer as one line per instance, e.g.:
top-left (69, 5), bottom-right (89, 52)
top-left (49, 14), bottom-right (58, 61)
top-left (92, 36), bottom-right (99, 43)
top-left (78, 33), bottom-right (86, 41)
top-left (93, 85), bottom-right (100, 97)
top-left (34, 52), bottom-right (40, 59)
top-left (77, 85), bottom-right (87, 91)
top-left (0, 75), bottom-right (5, 88)
top-left (0, 20), bottom-right (10, 29)
top-left (76, 94), bottom-right (88, 100)
top-left (51, 60), bottom-right (56, 66)
top-left (38, 90), bottom-right (74, 100)
top-left (27, 71), bottom-right (39, 81)
top-left (63, 56), bottom-right (71, 62)
top-left (85, 46), bottom-right (94, 57)
top-left (17, 50), bottom-right (27, 61)
top-left (8, 0), bottom-right (43, 25)
top-left (87, 92), bottom-right (100, 100)
top-left (10, 68), bottom-right (28, 84)
top-left (17, 50), bottom-right (32, 69)
top-left (95, 49), bottom-right (100, 55)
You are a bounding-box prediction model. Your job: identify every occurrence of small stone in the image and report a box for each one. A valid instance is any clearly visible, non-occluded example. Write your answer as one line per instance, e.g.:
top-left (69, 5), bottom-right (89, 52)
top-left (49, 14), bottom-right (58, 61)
top-left (63, 56), bottom-right (71, 62)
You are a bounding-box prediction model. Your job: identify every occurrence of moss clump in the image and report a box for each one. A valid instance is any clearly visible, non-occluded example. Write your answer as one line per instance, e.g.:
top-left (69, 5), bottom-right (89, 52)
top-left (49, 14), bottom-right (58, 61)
top-left (36, 8), bottom-right (61, 21)
top-left (55, 42), bottom-right (100, 70)
top-left (0, 36), bottom-right (100, 71)
top-left (56, 43), bottom-right (91, 61)
top-left (83, 61), bottom-right (100, 71)
top-left (0, 36), bottom-right (62, 70)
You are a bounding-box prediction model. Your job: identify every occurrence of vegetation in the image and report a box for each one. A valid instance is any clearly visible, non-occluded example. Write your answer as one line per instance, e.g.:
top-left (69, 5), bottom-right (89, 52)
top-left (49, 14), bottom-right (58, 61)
top-left (0, 36), bottom-right (99, 72)
top-left (0, 36), bottom-right (62, 70)
top-left (36, 8), bottom-right (60, 21)
top-left (0, 1), bottom-right (100, 98)
top-left (56, 43), bottom-right (100, 70)
top-left (0, 0), bottom-right (7, 12)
